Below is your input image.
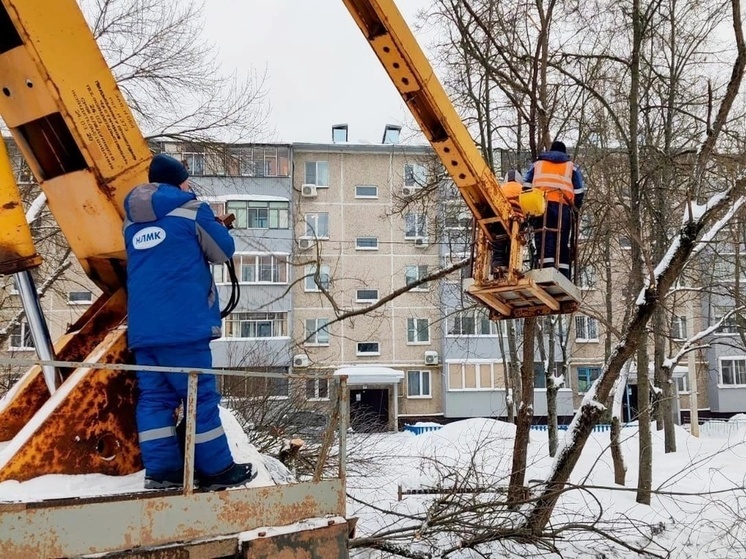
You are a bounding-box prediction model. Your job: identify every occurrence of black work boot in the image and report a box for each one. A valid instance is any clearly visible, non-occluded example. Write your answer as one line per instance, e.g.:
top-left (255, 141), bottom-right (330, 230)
top-left (201, 463), bottom-right (257, 491)
top-left (144, 469), bottom-right (197, 490)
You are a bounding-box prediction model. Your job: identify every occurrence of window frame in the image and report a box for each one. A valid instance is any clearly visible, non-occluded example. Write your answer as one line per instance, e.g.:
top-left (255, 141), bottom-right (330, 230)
top-left (404, 213), bottom-right (427, 240)
top-left (305, 212), bottom-right (330, 239)
top-left (67, 290), bottom-right (93, 305)
top-left (226, 200), bottom-right (290, 230)
top-left (407, 369), bottom-right (432, 398)
top-left (8, 321), bottom-right (35, 350)
top-left (671, 315), bottom-right (688, 340)
top-left (406, 317), bottom-right (430, 344)
top-left (404, 163), bottom-right (427, 188)
top-left (355, 185), bottom-right (378, 199)
top-left (304, 318), bottom-right (330, 346)
top-left (355, 237), bottom-right (379, 251)
top-left (356, 341), bottom-right (380, 356)
top-left (576, 366), bottom-right (601, 394)
top-left (304, 264), bottom-right (331, 292)
top-left (305, 161), bottom-right (330, 187)
top-left (575, 315), bottom-right (599, 342)
top-left (355, 289), bottom-right (379, 304)
top-left (720, 357), bottom-right (746, 386)
top-left (446, 361), bottom-right (498, 391)
top-left (405, 265), bottom-right (429, 291)
top-left (306, 378), bottom-right (330, 401)
top-left (222, 312), bottom-right (289, 339)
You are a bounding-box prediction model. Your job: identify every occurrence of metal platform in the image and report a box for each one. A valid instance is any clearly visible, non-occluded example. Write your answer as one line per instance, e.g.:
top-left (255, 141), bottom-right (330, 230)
top-left (465, 267), bottom-right (581, 320)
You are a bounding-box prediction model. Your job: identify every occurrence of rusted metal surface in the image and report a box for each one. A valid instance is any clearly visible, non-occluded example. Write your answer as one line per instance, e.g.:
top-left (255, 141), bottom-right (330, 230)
top-left (242, 521), bottom-right (350, 559)
top-left (337, 376), bottom-right (348, 483)
top-left (183, 372), bottom-right (198, 495)
top-left (0, 289), bottom-right (128, 440)
top-left (0, 328), bottom-right (142, 482)
top-left (0, 480), bottom-right (345, 558)
top-left (88, 539), bottom-right (238, 558)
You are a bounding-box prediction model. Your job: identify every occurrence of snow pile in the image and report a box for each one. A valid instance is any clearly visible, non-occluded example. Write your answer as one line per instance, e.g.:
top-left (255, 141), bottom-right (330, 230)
top-left (0, 406), bottom-right (279, 502)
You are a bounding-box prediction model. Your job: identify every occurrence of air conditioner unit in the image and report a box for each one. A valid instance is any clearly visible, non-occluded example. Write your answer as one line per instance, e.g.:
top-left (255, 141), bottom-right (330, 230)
top-left (293, 354), bottom-right (310, 368)
top-left (414, 237), bottom-right (429, 248)
top-left (402, 186), bottom-right (417, 197)
top-left (298, 237), bottom-right (315, 251)
top-left (424, 350), bottom-right (439, 365)
top-left (301, 184), bottom-right (318, 198)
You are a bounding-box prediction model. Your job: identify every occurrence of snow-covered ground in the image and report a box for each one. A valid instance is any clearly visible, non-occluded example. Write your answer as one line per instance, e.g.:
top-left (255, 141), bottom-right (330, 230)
top-left (346, 418), bottom-right (746, 558)
top-left (2, 413), bottom-right (746, 558)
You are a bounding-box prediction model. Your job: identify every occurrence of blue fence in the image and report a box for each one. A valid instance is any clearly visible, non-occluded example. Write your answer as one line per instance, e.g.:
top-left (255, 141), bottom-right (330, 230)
top-left (404, 424), bottom-right (443, 435)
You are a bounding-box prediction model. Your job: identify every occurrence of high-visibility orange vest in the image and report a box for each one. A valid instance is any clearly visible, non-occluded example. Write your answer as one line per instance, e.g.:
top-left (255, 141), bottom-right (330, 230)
top-left (532, 160), bottom-right (574, 204)
top-left (500, 180), bottom-right (523, 214)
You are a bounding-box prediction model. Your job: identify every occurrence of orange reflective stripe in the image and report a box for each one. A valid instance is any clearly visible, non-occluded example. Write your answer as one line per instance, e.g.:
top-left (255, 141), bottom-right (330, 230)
top-left (532, 160), bottom-right (574, 203)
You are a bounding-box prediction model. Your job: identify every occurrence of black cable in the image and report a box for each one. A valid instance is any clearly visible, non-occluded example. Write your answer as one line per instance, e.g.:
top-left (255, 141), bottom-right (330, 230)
top-left (220, 258), bottom-right (241, 318)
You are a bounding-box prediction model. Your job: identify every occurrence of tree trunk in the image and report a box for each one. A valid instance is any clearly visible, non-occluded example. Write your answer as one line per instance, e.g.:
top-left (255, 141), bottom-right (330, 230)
top-left (545, 317), bottom-right (559, 457)
top-left (610, 368), bottom-right (628, 485)
top-left (635, 346), bottom-right (652, 505)
top-left (496, 322), bottom-right (514, 423)
top-left (508, 319), bottom-right (522, 422)
top-left (508, 316), bottom-right (536, 504)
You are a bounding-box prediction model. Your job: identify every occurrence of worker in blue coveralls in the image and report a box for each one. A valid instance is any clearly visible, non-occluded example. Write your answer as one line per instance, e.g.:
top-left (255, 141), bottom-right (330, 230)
top-left (124, 153), bottom-right (255, 490)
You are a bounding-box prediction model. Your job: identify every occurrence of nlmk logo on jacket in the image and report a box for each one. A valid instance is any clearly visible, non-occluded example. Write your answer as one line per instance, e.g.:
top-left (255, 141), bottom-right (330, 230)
top-left (133, 227), bottom-right (166, 250)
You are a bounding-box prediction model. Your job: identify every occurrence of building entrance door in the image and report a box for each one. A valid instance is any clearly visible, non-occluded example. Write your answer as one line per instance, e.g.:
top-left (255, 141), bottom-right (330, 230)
top-left (349, 388), bottom-right (389, 432)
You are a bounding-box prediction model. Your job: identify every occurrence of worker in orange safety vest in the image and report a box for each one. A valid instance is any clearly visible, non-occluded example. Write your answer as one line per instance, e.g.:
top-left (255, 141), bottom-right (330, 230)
top-left (490, 169), bottom-right (525, 275)
top-left (524, 140), bottom-right (585, 280)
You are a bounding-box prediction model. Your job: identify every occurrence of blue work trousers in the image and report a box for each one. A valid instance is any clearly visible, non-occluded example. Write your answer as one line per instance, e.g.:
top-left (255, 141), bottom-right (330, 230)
top-left (531, 201), bottom-right (573, 279)
top-left (134, 342), bottom-right (233, 477)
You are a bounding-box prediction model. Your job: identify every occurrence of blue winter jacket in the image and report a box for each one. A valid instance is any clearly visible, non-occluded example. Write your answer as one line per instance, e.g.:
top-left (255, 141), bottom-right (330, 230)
top-left (525, 149), bottom-right (585, 209)
top-left (123, 183), bottom-right (235, 349)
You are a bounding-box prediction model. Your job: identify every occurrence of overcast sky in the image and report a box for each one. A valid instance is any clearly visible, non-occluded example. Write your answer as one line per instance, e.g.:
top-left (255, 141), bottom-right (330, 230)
top-left (202, 1), bottom-right (431, 144)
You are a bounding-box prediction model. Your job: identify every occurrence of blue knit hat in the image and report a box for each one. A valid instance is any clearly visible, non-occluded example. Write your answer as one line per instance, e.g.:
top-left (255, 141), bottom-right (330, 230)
top-left (148, 154), bottom-right (189, 186)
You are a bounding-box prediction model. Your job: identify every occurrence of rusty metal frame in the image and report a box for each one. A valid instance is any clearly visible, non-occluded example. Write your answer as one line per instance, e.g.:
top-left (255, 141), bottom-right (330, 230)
top-left (0, 480), bottom-right (346, 558)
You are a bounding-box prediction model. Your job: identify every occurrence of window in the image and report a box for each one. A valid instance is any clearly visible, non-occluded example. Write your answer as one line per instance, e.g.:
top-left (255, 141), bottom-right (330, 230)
top-left (578, 266), bottom-right (596, 290)
top-left (222, 254), bottom-right (287, 284)
top-left (305, 318), bottom-right (330, 345)
top-left (223, 312), bottom-right (288, 338)
top-left (68, 291), bottom-right (93, 305)
top-left (675, 374), bottom-right (689, 394)
top-left (444, 207), bottom-right (472, 229)
top-left (405, 265), bottom-right (429, 290)
top-left (226, 200), bottom-right (289, 230)
top-left (356, 237), bottom-right (378, 250)
top-left (305, 161), bottom-right (329, 187)
top-left (306, 378), bottom-right (330, 400)
top-left (713, 306), bottom-right (738, 334)
top-left (355, 185), bottom-right (378, 198)
top-left (619, 236), bottom-right (632, 250)
top-left (577, 366), bottom-right (601, 393)
top-left (407, 370), bottom-right (431, 397)
top-left (228, 146), bottom-right (290, 177)
top-left (356, 342), bottom-right (380, 356)
top-left (304, 264), bottom-right (331, 292)
top-left (404, 213), bottom-right (427, 239)
top-left (671, 315), bottom-right (687, 340)
top-left (305, 213), bottom-right (329, 238)
top-left (721, 358), bottom-right (746, 386)
top-left (182, 152), bottom-right (204, 176)
top-left (356, 289), bottom-right (379, 303)
top-left (208, 201), bottom-right (225, 216)
top-left (578, 213), bottom-right (592, 240)
top-left (575, 315), bottom-right (599, 341)
top-left (332, 125), bottom-right (348, 143)
top-left (714, 241), bottom-right (746, 282)
top-left (404, 163), bottom-right (427, 187)
top-left (447, 310), bottom-right (495, 336)
top-left (447, 362), bottom-right (497, 390)
top-left (9, 322), bottom-right (34, 350)
top-left (407, 318), bottom-right (430, 343)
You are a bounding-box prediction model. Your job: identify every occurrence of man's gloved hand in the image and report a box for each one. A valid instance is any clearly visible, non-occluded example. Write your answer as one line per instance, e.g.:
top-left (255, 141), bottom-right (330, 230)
top-left (216, 213), bottom-right (236, 230)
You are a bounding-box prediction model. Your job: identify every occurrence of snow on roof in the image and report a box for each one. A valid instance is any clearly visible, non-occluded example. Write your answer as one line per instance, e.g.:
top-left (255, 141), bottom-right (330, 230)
top-left (333, 366), bottom-right (404, 385)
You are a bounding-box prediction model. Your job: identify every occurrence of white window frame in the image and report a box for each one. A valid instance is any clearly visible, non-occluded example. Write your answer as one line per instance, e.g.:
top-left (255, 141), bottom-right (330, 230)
top-left (222, 312), bottom-right (288, 339)
top-left (224, 254), bottom-right (289, 285)
top-left (720, 357), bottom-right (746, 386)
top-left (356, 289), bottom-right (379, 304)
top-left (304, 318), bottom-right (330, 346)
top-left (713, 306), bottom-right (738, 335)
top-left (355, 237), bottom-right (379, 251)
top-left (8, 321), bottom-right (34, 350)
top-left (446, 310), bottom-right (496, 337)
top-left (226, 200), bottom-right (290, 230)
top-left (675, 373), bottom-right (689, 394)
top-left (356, 341), bottom-right (380, 356)
top-left (575, 315), bottom-right (599, 342)
top-left (182, 152), bottom-right (205, 176)
top-left (446, 361), bottom-right (497, 391)
top-left (671, 315), bottom-right (687, 340)
top-left (404, 213), bottom-right (427, 240)
top-left (407, 370), bottom-right (431, 398)
top-left (407, 318), bottom-right (430, 344)
top-left (305, 161), bottom-right (330, 187)
top-left (304, 264), bottom-right (331, 292)
top-left (355, 185), bottom-right (378, 199)
top-left (405, 265), bottom-right (429, 291)
top-left (67, 290), bottom-right (93, 305)
top-left (305, 213), bottom-right (330, 239)
top-left (404, 163), bottom-right (427, 188)
top-left (306, 378), bottom-right (330, 401)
